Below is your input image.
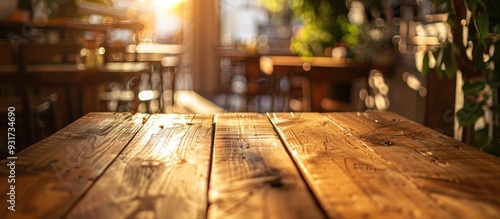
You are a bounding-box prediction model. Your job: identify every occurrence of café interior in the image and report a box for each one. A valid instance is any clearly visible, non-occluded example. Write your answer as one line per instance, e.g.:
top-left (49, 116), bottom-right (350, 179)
top-left (0, 0), bottom-right (492, 155)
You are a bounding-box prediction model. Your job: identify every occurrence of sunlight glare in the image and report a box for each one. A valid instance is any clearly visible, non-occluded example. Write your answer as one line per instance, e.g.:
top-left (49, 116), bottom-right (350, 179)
top-left (153, 0), bottom-right (185, 11)
top-left (138, 90), bottom-right (160, 101)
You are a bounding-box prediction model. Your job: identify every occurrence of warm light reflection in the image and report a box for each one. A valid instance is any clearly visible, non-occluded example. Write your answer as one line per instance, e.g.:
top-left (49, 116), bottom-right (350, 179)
top-left (302, 62), bottom-right (311, 71)
top-left (97, 47), bottom-right (105, 55)
top-left (128, 0), bottom-right (186, 44)
top-left (138, 90), bottom-right (160, 101)
top-left (418, 87), bottom-right (427, 97)
top-left (358, 89), bottom-right (368, 100)
top-left (406, 75), bottom-right (421, 91)
top-left (161, 56), bottom-right (180, 67)
top-left (289, 99), bottom-right (302, 111)
top-left (260, 56), bottom-right (274, 75)
top-left (331, 47), bottom-right (346, 59)
top-left (413, 36), bottom-right (440, 45)
top-left (231, 80), bottom-right (247, 94)
top-left (348, 1), bottom-right (365, 26)
top-left (176, 91), bottom-right (193, 103)
top-left (365, 96), bottom-right (374, 108)
top-left (152, 0), bottom-right (185, 12)
top-left (366, 70), bottom-right (390, 111)
top-left (402, 71), bottom-right (428, 97)
top-left (374, 94), bottom-right (389, 110)
top-left (156, 14), bottom-right (182, 37)
top-left (369, 29), bottom-right (383, 41)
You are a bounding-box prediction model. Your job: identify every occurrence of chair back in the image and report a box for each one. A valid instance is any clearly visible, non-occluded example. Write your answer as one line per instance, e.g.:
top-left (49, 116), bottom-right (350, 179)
top-left (18, 42), bottom-right (82, 139)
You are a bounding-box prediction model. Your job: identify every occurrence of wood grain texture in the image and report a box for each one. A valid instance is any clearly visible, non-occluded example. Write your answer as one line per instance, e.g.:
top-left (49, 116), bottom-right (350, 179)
top-left (268, 112), bottom-right (462, 219)
top-left (66, 114), bottom-right (214, 219)
top-left (0, 112), bottom-right (148, 219)
top-left (326, 111), bottom-right (500, 218)
top-left (209, 113), bottom-right (325, 219)
top-left (4, 112), bottom-right (499, 219)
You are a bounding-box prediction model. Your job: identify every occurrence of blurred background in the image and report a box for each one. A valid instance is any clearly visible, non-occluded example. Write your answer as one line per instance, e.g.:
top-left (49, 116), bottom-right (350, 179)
top-left (1, 0), bottom-right (480, 152)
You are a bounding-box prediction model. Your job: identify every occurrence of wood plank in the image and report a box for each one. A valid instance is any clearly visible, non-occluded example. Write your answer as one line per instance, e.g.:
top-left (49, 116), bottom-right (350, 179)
top-left (326, 111), bottom-right (500, 218)
top-left (66, 114), bottom-right (214, 219)
top-left (268, 112), bottom-right (459, 218)
top-left (209, 113), bottom-right (325, 219)
top-left (0, 112), bottom-right (148, 219)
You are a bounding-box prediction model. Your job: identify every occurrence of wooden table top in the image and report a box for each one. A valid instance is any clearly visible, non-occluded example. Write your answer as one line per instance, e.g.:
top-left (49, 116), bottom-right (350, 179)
top-left (24, 62), bottom-right (150, 85)
top-left (0, 62), bottom-right (149, 75)
top-left (260, 55), bottom-right (392, 80)
top-left (1, 112), bottom-right (500, 219)
top-left (0, 18), bottom-right (143, 32)
top-left (26, 62), bottom-right (150, 73)
top-left (263, 56), bottom-right (356, 68)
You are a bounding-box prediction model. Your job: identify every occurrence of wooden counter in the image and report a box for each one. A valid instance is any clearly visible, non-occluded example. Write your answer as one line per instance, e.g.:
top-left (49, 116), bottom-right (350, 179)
top-left (1, 112), bottom-right (499, 218)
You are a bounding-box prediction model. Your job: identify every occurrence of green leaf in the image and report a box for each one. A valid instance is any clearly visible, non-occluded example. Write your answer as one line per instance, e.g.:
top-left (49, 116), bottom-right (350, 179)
top-left (443, 44), bottom-right (457, 79)
top-left (457, 103), bottom-right (484, 126)
top-left (475, 13), bottom-right (489, 48)
top-left (462, 80), bottom-right (485, 95)
top-left (447, 12), bottom-right (457, 29)
top-left (433, 48), bottom-right (441, 65)
top-left (452, 40), bottom-right (462, 56)
top-left (433, 48), bottom-right (444, 79)
top-left (483, 140), bottom-right (500, 156)
top-left (468, 1), bottom-right (478, 17)
top-left (422, 51), bottom-right (430, 76)
top-left (473, 44), bottom-right (486, 71)
top-left (475, 126), bottom-right (489, 147)
top-left (434, 64), bottom-right (444, 79)
top-left (474, 0), bottom-right (486, 9)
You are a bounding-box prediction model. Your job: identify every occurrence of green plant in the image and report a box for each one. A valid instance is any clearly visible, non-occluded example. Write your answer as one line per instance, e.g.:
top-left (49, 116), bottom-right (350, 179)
top-left (421, 0), bottom-right (500, 155)
top-left (278, 0), bottom-right (352, 57)
top-left (293, 0), bottom-right (398, 65)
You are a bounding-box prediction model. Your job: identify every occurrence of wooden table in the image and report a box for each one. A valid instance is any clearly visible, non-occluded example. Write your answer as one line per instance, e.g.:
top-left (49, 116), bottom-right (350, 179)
top-left (1, 112), bottom-right (500, 218)
top-left (26, 62), bottom-right (150, 83)
top-left (216, 50), bottom-right (392, 112)
top-left (261, 56), bottom-right (369, 111)
top-left (262, 56), bottom-right (392, 112)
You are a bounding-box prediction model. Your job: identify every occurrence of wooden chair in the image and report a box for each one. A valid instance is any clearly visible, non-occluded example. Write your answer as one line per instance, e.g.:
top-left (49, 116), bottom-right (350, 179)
top-left (19, 42), bottom-right (82, 125)
top-left (95, 44), bottom-right (139, 113)
top-left (0, 41), bottom-right (61, 152)
top-left (126, 44), bottom-right (182, 113)
top-left (78, 70), bottom-right (140, 114)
